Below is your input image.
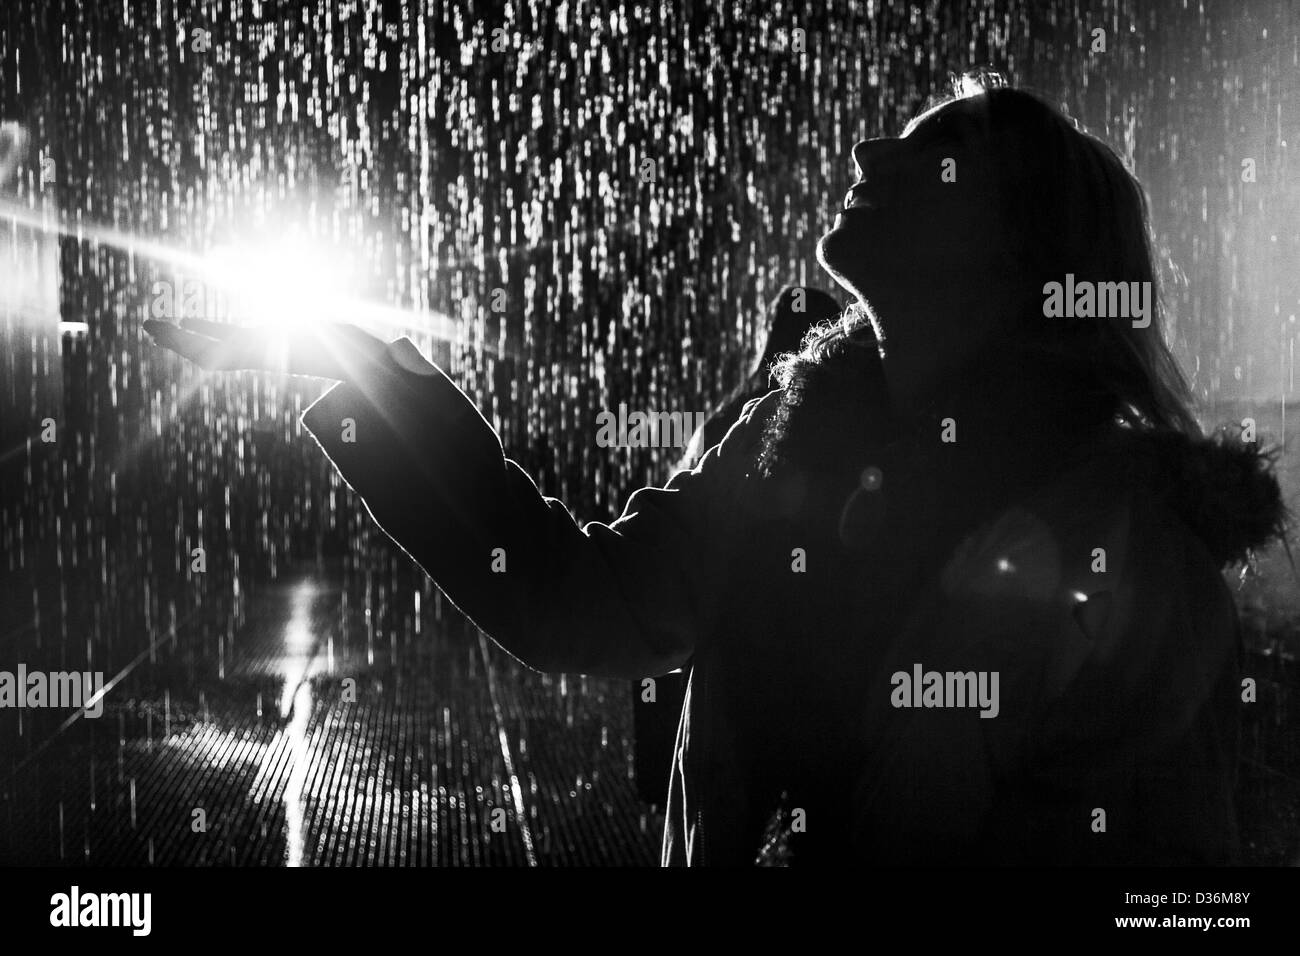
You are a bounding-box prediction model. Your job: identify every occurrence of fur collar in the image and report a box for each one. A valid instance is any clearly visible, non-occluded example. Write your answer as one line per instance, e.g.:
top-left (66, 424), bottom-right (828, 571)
top-left (755, 328), bottom-right (1287, 567)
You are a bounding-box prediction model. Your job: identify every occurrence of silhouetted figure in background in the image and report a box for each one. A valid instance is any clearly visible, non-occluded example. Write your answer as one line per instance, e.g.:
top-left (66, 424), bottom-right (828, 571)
top-left (680, 286), bottom-right (843, 473)
top-left (149, 73), bottom-right (1287, 866)
top-left (634, 284), bottom-right (841, 807)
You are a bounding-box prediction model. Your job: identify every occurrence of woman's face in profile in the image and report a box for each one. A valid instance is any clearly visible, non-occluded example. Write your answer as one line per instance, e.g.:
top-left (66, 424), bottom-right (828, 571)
top-left (817, 96), bottom-right (1007, 309)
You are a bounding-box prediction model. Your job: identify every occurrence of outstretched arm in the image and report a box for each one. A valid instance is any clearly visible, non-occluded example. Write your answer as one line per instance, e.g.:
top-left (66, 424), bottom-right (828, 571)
top-left (301, 338), bottom-right (774, 677)
top-left (146, 319), bottom-right (772, 678)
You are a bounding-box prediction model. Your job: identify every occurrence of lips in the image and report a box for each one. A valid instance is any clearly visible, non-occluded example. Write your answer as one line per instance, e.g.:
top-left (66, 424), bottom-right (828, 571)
top-left (840, 181), bottom-right (878, 212)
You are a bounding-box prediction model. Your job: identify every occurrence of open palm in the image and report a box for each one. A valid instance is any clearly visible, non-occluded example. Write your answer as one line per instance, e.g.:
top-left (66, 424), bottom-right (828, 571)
top-left (144, 318), bottom-right (391, 381)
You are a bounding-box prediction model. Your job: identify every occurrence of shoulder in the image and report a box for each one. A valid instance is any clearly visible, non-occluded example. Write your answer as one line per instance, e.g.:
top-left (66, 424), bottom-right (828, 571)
top-left (946, 451), bottom-right (1230, 605)
top-left (677, 388), bottom-right (783, 479)
top-left (738, 388), bottom-right (784, 429)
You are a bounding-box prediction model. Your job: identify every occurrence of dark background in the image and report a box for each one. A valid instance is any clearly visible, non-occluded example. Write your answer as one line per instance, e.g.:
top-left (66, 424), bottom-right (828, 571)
top-left (0, 0), bottom-right (1296, 865)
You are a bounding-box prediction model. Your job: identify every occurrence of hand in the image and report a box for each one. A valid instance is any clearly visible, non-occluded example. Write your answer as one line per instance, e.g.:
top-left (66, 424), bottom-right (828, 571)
top-left (144, 318), bottom-right (391, 381)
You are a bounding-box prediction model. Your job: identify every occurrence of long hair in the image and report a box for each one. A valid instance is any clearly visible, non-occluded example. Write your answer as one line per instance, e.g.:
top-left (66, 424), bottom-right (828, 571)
top-left (756, 72), bottom-right (1287, 565)
top-left (773, 71), bottom-right (1202, 439)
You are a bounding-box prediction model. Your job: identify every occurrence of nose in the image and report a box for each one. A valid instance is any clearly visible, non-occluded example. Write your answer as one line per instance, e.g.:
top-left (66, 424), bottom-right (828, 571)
top-left (851, 137), bottom-right (898, 182)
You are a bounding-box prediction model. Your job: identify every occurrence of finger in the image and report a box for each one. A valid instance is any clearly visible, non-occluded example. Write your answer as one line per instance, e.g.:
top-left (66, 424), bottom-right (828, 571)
top-left (145, 324), bottom-right (234, 370)
top-left (178, 317), bottom-right (251, 340)
top-left (178, 320), bottom-right (282, 371)
top-left (148, 322), bottom-right (266, 372)
top-left (143, 319), bottom-right (184, 339)
top-left (144, 320), bottom-right (205, 354)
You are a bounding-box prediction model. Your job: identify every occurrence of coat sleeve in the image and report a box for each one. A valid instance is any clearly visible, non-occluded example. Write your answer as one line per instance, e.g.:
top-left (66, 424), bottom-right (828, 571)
top-left (300, 337), bottom-right (770, 679)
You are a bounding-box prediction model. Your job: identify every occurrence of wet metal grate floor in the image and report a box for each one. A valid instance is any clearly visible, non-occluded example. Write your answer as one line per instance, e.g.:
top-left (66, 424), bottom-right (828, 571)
top-left (1, 571), bottom-right (662, 866)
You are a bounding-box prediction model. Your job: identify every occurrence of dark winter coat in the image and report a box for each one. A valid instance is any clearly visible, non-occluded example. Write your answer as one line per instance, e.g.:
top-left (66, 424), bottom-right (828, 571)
top-left (301, 331), bottom-right (1284, 866)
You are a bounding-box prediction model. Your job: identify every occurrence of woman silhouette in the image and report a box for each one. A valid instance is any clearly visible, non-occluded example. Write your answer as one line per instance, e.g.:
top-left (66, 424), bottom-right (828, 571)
top-left (147, 72), bottom-right (1286, 866)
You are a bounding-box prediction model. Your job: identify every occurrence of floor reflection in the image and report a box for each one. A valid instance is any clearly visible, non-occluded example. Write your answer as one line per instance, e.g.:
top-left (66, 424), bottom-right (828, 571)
top-left (1, 562), bottom-right (659, 866)
top-left (275, 580), bottom-right (318, 867)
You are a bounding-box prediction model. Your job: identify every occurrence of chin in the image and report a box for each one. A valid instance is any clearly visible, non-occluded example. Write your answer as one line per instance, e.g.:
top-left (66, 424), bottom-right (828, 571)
top-left (816, 221), bottom-right (868, 299)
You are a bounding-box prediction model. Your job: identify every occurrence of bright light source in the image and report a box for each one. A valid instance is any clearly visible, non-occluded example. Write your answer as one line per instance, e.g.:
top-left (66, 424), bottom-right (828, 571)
top-left (204, 230), bottom-right (359, 329)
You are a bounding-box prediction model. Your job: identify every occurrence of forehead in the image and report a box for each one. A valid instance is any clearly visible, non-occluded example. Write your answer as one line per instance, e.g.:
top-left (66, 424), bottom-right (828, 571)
top-left (902, 95), bottom-right (989, 139)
